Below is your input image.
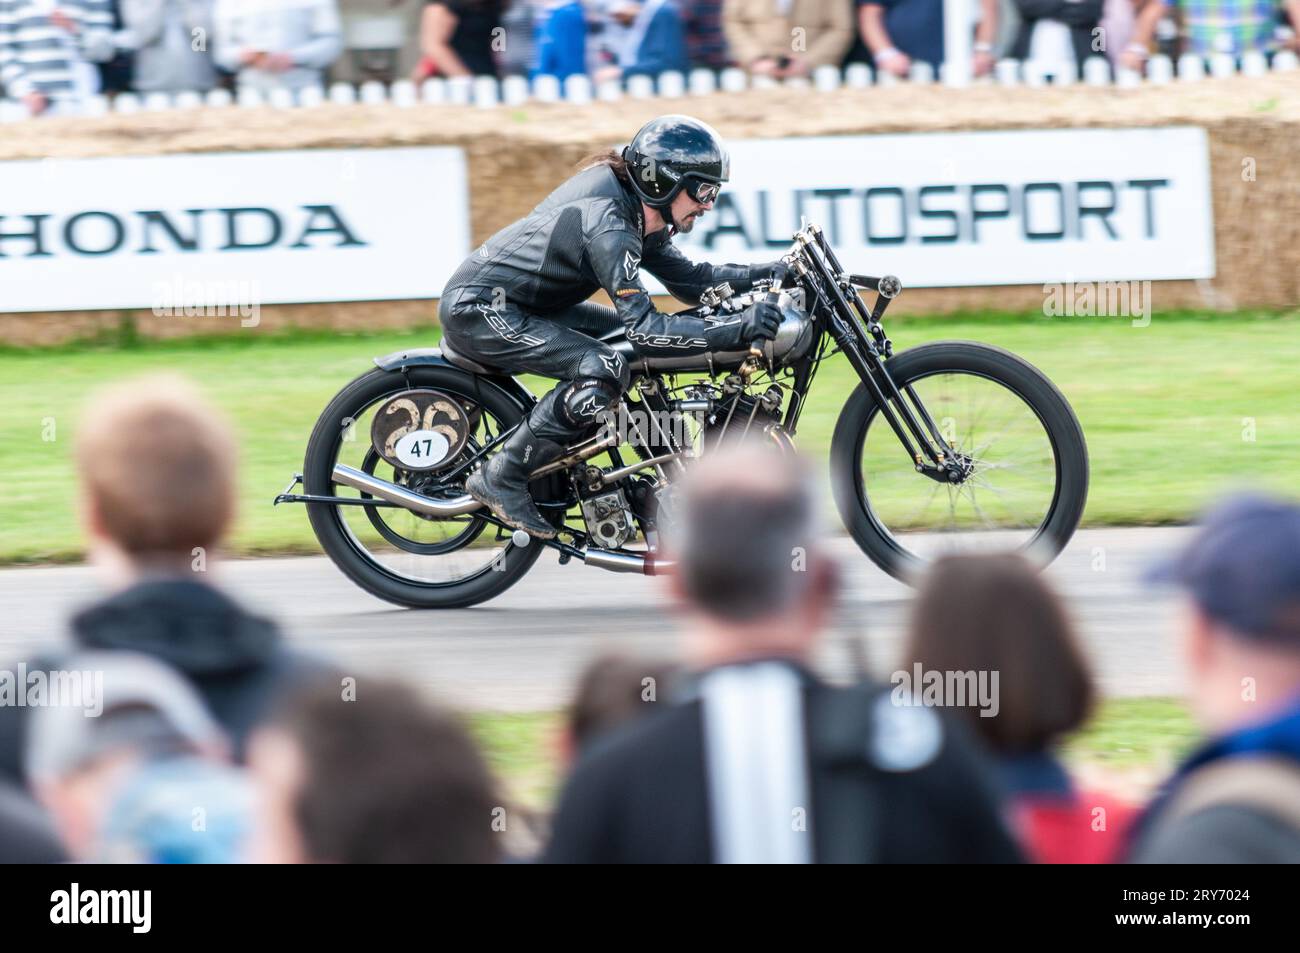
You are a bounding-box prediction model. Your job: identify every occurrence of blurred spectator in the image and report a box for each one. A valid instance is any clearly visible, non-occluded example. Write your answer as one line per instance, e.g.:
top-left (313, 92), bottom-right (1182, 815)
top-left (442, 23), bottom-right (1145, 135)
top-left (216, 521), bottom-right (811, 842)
top-left (332, 0), bottom-right (417, 83)
top-left (841, 0), bottom-right (872, 66)
top-left (533, 0), bottom-right (586, 77)
top-left (562, 653), bottom-right (680, 759)
top-left (678, 0), bottom-right (728, 67)
top-left (723, 0), bottom-right (853, 75)
top-left (412, 0), bottom-right (502, 78)
top-left (498, 0), bottom-right (534, 73)
top-left (26, 652), bottom-right (252, 863)
top-left (1122, 0), bottom-right (1300, 70)
top-left (248, 677), bottom-right (501, 863)
top-left (1098, 0), bottom-right (1135, 67)
top-left (1008, 0), bottom-right (1105, 78)
top-left (544, 442), bottom-right (1023, 863)
top-left (0, 375), bottom-right (324, 783)
top-left (905, 553), bottom-right (1136, 864)
top-left (109, 0), bottom-right (219, 92)
top-left (586, 0), bottom-right (630, 72)
top-left (592, 0), bottom-right (687, 82)
top-left (0, 0), bottom-right (114, 116)
top-left (1131, 494), bottom-right (1300, 863)
top-left (858, 0), bottom-right (998, 77)
top-left (213, 0), bottom-right (342, 92)
top-left (0, 782), bottom-right (67, 863)
top-left (96, 0), bottom-right (134, 92)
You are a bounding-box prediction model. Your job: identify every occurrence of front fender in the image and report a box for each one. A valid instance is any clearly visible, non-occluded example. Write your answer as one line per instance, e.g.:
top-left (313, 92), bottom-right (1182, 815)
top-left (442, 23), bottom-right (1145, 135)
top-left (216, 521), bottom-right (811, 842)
top-left (372, 347), bottom-right (537, 414)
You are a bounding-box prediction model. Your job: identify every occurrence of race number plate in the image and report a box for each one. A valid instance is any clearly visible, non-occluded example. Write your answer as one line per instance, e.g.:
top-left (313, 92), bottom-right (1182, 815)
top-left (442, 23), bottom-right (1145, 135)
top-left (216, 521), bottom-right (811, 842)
top-left (370, 389), bottom-right (471, 472)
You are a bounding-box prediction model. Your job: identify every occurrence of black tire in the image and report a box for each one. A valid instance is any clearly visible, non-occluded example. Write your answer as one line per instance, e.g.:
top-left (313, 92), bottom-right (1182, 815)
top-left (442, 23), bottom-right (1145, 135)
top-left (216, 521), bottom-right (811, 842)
top-left (830, 341), bottom-right (1088, 584)
top-left (303, 365), bottom-right (548, 608)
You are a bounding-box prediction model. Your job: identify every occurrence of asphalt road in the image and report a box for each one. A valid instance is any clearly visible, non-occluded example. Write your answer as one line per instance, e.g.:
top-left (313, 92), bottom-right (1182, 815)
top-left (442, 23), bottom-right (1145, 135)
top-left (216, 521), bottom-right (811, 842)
top-left (0, 526), bottom-right (1192, 711)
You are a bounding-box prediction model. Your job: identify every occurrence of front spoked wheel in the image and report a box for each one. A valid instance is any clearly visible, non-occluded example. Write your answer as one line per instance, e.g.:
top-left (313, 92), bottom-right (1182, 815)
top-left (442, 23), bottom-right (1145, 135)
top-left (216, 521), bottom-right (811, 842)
top-left (831, 341), bottom-right (1088, 584)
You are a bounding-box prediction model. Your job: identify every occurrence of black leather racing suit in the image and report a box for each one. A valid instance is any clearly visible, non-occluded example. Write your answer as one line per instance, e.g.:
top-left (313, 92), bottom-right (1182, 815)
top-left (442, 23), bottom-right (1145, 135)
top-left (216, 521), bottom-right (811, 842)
top-left (438, 162), bottom-right (780, 444)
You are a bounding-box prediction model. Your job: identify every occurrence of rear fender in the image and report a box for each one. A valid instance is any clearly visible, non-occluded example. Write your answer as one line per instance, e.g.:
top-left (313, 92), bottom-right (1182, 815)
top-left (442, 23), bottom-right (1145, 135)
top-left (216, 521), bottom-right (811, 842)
top-left (372, 347), bottom-right (536, 415)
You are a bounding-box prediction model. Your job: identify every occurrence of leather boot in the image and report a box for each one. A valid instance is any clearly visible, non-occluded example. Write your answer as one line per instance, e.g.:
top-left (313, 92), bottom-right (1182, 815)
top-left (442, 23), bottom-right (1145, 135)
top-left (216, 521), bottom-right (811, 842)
top-left (466, 418), bottom-right (567, 539)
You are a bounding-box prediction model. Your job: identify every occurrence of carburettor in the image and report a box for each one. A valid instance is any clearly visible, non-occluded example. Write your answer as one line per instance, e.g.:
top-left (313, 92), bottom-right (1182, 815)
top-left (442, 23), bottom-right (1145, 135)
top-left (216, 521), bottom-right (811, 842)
top-left (576, 465), bottom-right (637, 549)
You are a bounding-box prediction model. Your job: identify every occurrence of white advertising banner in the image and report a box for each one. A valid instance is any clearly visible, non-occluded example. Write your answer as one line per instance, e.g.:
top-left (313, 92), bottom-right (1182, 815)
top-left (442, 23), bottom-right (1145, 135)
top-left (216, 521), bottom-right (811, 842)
top-left (0, 147), bottom-right (470, 313)
top-left (665, 127), bottom-right (1216, 288)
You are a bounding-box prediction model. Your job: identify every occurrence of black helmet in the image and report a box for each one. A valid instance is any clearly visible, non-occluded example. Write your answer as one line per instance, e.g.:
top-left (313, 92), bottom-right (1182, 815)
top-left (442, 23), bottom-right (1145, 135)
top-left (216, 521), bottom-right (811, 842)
top-left (621, 115), bottom-right (730, 209)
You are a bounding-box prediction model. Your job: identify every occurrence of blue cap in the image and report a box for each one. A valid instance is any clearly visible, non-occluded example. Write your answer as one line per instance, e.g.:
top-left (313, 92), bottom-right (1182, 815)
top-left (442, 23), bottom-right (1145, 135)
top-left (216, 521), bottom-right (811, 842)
top-left (1146, 493), bottom-right (1300, 644)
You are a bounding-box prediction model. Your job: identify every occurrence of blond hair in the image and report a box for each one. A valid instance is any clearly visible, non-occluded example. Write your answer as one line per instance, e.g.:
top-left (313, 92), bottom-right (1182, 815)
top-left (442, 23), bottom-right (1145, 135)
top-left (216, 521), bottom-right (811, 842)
top-left (75, 375), bottom-right (237, 561)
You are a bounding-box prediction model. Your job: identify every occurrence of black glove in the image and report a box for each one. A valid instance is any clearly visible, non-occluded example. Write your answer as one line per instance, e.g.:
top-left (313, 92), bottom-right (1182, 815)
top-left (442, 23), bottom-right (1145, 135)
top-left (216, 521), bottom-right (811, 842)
top-left (706, 299), bottom-right (783, 351)
top-left (756, 260), bottom-right (791, 287)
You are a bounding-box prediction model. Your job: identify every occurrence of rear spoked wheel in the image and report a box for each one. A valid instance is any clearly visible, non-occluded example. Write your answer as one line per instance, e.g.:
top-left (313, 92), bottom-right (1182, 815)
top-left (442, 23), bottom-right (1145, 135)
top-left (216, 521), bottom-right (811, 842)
top-left (303, 366), bottom-right (552, 608)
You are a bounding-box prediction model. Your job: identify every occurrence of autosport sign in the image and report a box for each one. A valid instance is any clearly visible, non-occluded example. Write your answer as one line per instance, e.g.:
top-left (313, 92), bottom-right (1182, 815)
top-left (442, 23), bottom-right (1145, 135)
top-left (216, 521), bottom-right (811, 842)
top-left (0, 147), bottom-right (470, 313)
top-left (668, 127), bottom-right (1215, 287)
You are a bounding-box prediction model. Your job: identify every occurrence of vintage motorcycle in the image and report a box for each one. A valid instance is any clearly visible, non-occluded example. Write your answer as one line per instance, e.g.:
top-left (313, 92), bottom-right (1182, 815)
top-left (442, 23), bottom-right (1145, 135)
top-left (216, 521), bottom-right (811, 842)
top-left (276, 221), bottom-right (1088, 608)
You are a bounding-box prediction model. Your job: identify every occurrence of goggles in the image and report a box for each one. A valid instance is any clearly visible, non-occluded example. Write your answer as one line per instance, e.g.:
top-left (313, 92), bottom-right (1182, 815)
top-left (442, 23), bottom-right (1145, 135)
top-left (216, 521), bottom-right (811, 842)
top-left (684, 178), bottom-right (721, 205)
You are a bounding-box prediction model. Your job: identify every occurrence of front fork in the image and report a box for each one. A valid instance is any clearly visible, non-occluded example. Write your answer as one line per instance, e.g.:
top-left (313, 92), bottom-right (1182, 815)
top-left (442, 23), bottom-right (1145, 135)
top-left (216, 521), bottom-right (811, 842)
top-left (815, 267), bottom-right (972, 485)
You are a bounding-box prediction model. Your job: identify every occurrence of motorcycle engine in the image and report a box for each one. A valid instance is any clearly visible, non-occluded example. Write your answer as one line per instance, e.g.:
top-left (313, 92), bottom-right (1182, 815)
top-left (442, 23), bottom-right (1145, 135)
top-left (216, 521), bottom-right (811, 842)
top-left (696, 380), bottom-right (785, 451)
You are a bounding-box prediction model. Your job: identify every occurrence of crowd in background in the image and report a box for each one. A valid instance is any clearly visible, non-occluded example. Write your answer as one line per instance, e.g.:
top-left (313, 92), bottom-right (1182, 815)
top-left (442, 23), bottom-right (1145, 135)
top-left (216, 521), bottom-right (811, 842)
top-left (2, 376), bottom-right (1299, 863)
top-left (2, 0), bottom-right (1298, 115)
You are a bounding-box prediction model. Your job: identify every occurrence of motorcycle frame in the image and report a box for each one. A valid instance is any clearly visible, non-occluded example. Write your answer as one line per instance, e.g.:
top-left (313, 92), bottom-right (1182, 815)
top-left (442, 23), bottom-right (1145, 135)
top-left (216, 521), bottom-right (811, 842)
top-left (628, 222), bottom-right (959, 479)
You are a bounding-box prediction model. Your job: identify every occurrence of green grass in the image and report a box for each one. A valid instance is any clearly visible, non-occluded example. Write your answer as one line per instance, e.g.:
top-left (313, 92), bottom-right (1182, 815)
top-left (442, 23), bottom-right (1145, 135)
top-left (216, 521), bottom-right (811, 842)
top-left (469, 697), bottom-right (1200, 811)
top-left (467, 711), bottom-right (563, 810)
top-left (0, 308), bottom-right (1296, 563)
top-left (1062, 696), bottom-right (1199, 769)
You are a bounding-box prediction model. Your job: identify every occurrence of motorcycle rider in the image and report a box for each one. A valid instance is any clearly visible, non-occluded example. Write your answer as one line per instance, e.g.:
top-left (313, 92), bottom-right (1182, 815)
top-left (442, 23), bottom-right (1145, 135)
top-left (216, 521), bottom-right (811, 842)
top-left (440, 114), bottom-right (788, 539)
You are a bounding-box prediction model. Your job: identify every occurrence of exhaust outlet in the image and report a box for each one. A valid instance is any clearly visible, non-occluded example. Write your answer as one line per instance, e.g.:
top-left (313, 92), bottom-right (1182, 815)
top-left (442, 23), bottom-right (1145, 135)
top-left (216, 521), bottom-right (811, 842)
top-left (582, 548), bottom-right (675, 576)
top-left (331, 463), bottom-right (482, 517)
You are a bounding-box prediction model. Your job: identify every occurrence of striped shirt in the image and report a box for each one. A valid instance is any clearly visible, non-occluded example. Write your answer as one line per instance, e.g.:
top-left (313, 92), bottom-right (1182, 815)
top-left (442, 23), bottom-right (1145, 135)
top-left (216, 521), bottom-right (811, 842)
top-left (0, 0), bottom-right (113, 101)
top-left (1165, 0), bottom-right (1284, 56)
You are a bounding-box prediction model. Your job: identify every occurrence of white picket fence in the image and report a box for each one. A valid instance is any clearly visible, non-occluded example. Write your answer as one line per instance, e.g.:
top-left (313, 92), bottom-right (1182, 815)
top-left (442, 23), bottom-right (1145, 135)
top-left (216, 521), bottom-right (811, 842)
top-left (1, 51), bottom-right (1296, 122)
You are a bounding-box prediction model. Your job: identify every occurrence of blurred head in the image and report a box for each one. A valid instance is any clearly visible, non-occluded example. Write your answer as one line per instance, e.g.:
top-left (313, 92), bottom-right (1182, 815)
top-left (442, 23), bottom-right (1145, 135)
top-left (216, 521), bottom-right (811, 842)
top-left (665, 441), bottom-right (836, 668)
top-left (75, 375), bottom-right (236, 580)
top-left (1146, 493), bottom-right (1300, 732)
top-left (562, 653), bottom-right (680, 762)
top-left (905, 553), bottom-right (1094, 756)
top-left (25, 652), bottom-right (230, 860)
top-left (249, 678), bottom-right (501, 864)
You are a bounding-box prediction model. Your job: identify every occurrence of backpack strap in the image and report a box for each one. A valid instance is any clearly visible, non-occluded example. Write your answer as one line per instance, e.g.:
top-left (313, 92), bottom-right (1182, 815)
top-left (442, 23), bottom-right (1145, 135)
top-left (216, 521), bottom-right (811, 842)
top-left (805, 684), bottom-right (889, 864)
top-left (1165, 756), bottom-right (1300, 832)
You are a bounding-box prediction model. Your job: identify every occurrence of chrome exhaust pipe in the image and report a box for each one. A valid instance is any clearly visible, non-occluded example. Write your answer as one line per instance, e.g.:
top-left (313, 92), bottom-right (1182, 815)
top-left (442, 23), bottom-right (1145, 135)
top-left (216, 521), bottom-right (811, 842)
top-left (600, 450), bottom-right (685, 486)
top-left (331, 463), bottom-right (482, 517)
top-left (531, 431), bottom-right (620, 478)
top-left (332, 465), bottom-right (679, 578)
top-left (581, 548), bottom-right (675, 576)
